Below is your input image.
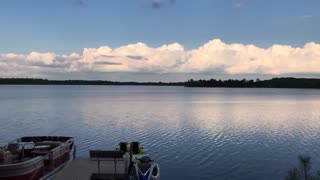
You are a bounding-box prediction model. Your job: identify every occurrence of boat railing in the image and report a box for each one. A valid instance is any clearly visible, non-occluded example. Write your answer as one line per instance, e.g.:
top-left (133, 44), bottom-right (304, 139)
top-left (19, 136), bottom-right (72, 143)
top-left (0, 156), bottom-right (43, 170)
top-left (65, 138), bottom-right (74, 144)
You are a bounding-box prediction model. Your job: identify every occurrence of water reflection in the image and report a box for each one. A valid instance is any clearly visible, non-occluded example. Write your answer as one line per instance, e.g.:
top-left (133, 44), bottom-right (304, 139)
top-left (1, 86), bottom-right (320, 179)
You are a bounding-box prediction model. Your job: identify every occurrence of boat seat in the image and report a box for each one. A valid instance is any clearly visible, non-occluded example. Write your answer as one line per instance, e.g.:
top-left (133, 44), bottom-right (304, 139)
top-left (0, 150), bottom-right (4, 161)
top-left (131, 142), bottom-right (139, 154)
top-left (31, 142), bottom-right (64, 157)
top-left (119, 142), bottom-right (128, 153)
top-left (0, 151), bottom-right (19, 164)
top-left (138, 161), bottom-right (152, 174)
top-left (138, 156), bottom-right (152, 173)
top-left (7, 143), bottom-right (21, 155)
top-left (35, 141), bottom-right (62, 148)
top-left (36, 141), bottom-right (61, 145)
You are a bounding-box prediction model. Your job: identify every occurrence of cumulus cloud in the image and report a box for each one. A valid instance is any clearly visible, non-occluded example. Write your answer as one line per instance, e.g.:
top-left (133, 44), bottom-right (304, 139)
top-left (1, 39), bottom-right (320, 77)
top-left (126, 55), bottom-right (149, 60)
top-left (94, 61), bottom-right (122, 65)
top-left (180, 39), bottom-right (320, 75)
top-left (0, 52), bottom-right (81, 77)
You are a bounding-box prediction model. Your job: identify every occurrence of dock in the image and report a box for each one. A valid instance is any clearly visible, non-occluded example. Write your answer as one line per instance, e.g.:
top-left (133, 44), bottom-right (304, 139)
top-left (54, 151), bottom-right (129, 180)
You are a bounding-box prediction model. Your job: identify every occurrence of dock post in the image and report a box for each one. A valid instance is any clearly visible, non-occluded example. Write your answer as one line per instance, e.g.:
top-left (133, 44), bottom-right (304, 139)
top-left (98, 160), bottom-right (100, 174)
top-left (49, 152), bottom-right (54, 170)
top-left (114, 157), bottom-right (117, 179)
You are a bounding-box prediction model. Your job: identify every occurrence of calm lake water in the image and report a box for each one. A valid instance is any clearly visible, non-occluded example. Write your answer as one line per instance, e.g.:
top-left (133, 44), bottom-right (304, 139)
top-left (1, 85), bottom-right (320, 179)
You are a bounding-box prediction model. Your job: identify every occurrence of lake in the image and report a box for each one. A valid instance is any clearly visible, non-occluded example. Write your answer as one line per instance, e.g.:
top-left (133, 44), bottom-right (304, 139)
top-left (1, 85), bottom-right (320, 180)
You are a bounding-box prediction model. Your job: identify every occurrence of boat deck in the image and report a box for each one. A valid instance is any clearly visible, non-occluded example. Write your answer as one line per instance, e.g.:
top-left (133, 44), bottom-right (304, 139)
top-left (54, 158), bottom-right (128, 180)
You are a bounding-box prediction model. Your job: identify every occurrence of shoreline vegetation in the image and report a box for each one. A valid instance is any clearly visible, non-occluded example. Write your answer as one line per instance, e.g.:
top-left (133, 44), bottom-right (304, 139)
top-left (0, 78), bottom-right (184, 86)
top-left (286, 155), bottom-right (320, 180)
top-left (185, 77), bottom-right (320, 89)
top-left (0, 77), bottom-right (320, 89)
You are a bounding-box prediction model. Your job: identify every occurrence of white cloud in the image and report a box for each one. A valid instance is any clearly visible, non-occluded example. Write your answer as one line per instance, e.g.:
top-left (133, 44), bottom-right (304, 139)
top-left (233, 0), bottom-right (247, 8)
top-left (183, 40), bottom-right (320, 75)
top-left (233, 2), bottom-right (243, 8)
top-left (300, 15), bottom-right (313, 19)
top-left (1, 39), bottom-right (320, 78)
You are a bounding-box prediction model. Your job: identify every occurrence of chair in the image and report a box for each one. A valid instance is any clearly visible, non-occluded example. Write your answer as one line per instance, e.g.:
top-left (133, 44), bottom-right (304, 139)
top-left (130, 142), bottom-right (139, 154)
top-left (119, 142), bottom-right (128, 153)
top-left (90, 150), bottom-right (125, 176)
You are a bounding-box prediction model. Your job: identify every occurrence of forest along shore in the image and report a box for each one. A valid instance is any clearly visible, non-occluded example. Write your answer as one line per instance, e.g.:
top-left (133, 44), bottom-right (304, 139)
top-left (0, 77), bottom-right (320, 89)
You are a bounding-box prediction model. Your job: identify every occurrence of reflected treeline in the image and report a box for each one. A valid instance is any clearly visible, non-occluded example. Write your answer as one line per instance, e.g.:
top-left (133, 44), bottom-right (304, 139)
top-left (286, 155), bottom-right (320, 180)
top-left (0, 78), bottom-right (184, 86)
top-left (185, 77), bottom-right (320, 88)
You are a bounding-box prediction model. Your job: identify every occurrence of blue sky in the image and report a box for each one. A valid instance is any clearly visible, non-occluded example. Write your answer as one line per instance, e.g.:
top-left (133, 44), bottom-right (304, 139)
top-left (1, 0), bottom-right (319, 53)
top-left (0, 0), bottom-right (320, 81)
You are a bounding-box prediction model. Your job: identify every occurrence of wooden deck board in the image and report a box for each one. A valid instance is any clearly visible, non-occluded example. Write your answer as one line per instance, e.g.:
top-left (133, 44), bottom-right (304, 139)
top-left (54, 158), bottom-right (127, 180)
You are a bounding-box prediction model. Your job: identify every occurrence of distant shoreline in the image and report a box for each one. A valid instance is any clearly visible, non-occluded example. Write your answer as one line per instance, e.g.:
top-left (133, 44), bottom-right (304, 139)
top-left (0, 77), bottom-right (320, 89)
top-left (0, 78), bottom-right (184, 86)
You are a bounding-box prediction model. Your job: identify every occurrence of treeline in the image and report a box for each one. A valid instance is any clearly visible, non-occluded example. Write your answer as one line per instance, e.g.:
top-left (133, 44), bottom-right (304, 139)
top-left (0, 78), bottom-right (184, 86)
top-left (286, 155), bottom-right (320, 180)
top-left (185, 77), bottom-right (320, 89)
top-left (1, 77), bottom-right (320, 89)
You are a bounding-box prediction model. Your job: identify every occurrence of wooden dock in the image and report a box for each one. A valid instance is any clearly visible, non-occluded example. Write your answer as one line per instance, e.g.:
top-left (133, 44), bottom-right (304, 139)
top-left (54, 151), bottom-right (129, 180)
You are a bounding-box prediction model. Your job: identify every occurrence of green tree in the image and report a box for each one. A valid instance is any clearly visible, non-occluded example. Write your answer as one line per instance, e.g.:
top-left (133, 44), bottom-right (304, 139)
top-left (286, 156), bottom-right (320, 180)
top-left (299, 156), bottom-right (311, 180)
top-left (286, 168), bottom-right (300, 180)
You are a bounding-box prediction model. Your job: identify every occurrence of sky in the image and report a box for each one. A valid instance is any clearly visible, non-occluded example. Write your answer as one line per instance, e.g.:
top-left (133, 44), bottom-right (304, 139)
top-left (0, 0), bottom-right (320, 81)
